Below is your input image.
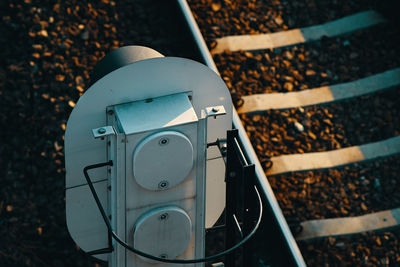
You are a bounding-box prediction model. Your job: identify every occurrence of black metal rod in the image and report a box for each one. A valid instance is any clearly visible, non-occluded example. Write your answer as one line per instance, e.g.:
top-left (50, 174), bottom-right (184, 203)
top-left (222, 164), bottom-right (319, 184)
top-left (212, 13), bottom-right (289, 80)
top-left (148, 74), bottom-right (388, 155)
top-left (225, 129), bottom-right (258, 267)
top-left (243, 164), bottom-right (256, 266)
top-left (233, 137), bottom-right (248, 166)
top-left (225, 130), bottom-right (239, 267)
top-left (83, 159), bottom-right (263, 264)
top-left (233, 214), bottom-right (243, 239)
top-left (87, 247), bottom-right (114, 256)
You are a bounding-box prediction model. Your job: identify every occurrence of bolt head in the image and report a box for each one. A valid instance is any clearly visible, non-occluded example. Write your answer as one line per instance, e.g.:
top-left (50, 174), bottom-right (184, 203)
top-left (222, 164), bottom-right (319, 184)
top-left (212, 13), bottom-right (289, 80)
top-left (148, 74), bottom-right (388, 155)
top-left (158, 180), bottom-right (169, 189)
top-left (159, 138), bottom-right (169, 146)
top-left (212, 107), bottom-right (219, 112)
top-left (159, 213), bottom-right (169, 220)
top-left (98, 128), bottom-right (106, 134)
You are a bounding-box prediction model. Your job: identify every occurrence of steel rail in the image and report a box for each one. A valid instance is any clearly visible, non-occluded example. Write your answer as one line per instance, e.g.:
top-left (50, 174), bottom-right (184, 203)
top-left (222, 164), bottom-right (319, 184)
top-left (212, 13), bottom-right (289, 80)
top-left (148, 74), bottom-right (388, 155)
top-left (176, 0), bottom-right (307, 266)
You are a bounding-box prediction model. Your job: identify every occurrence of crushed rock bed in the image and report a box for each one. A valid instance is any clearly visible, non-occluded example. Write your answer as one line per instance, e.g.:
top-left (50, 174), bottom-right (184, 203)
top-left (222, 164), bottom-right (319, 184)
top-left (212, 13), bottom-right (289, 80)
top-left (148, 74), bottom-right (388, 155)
top-left (187, 0), bottom-right (400, 266)
top-left (1, 0), bottom-right (399, 266)
top-left (241, 86), bottom-right (400, 159)
top-left (187, 0), bottom-right (376, 44)
top-left (298, 229), bottom-right (400, 266)
top-left (0, 0), bottom-right (197, 266)
top-left (269, 155), bottom-right (400, 222)
top-left (213, 25), bottom-right (400, 98)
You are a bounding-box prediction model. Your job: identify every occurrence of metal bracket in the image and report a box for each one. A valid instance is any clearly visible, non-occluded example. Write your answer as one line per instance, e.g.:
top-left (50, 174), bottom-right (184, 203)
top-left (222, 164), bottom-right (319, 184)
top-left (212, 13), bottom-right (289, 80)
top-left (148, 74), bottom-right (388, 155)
top-left (204, 105), bottom-right (226, 119)
top-left (92, 126), bottom-right (116, 139)
top-left (225, 129), bottom-right (257, 267)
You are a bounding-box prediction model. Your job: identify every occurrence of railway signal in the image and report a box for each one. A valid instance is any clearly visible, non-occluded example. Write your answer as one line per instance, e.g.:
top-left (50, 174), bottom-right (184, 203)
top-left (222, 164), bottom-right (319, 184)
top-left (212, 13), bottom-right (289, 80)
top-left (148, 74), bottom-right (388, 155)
top-left (65, 46), bottom-right (262, 266)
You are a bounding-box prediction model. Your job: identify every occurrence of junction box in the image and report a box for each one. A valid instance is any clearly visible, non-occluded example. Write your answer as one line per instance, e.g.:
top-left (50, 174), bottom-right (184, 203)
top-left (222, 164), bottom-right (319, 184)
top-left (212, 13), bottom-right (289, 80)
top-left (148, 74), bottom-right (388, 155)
top-left (101, 92), bottom-right (225, 266)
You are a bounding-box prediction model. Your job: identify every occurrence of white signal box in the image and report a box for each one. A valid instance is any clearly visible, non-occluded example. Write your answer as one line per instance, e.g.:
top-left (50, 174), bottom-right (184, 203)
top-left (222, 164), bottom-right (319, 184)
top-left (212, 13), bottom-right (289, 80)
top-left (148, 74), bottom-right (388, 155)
top-left (105, 92), bottom-right (225, 266)
top-left (65, 46), bottom-right (232, 267)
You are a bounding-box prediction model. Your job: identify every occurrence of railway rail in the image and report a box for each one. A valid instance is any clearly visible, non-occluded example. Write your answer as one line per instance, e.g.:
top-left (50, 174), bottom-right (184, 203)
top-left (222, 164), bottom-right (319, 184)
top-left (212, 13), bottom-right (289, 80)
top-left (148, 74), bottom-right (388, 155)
top-left (1, 0), bottom-right (399, 266)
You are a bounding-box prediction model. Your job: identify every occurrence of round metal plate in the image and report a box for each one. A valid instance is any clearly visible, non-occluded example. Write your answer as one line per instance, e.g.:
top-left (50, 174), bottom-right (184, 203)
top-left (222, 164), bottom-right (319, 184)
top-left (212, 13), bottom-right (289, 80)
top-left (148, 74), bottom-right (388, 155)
top-left (133, 131), bottom-right (194, 191)
top-left (133, 206), bottom-right (192, 262)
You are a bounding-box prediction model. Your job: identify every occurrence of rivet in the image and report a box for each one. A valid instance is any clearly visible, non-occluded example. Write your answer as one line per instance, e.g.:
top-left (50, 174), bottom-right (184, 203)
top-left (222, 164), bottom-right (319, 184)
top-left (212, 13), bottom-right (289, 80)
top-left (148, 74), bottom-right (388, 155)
top-left (159, 213), bottom-right (169, 220)
top-left (158, 180), bottom-right (169, 189)
top-left (159, 138), bottom-right (169, 146)
top-left (98, 128), bottom-right (106, 134)
top-left (220, 144), bottom-right (227, 153)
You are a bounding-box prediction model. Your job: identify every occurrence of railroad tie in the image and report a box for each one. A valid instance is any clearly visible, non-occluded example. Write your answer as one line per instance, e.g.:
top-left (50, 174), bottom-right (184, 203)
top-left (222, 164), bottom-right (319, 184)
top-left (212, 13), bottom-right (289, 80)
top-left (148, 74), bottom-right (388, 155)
top-left (238, 68), bottom-right (400, 113)
top-left (212, 10), bottom-right (385, 54)
top-left (297, 208), bottom-right (400, 240)
top-left (267, 135), bottom-right (400, 176)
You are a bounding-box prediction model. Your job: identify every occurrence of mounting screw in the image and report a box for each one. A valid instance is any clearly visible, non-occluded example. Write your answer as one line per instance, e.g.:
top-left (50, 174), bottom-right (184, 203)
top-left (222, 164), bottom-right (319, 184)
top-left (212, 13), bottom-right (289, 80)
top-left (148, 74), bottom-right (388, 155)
top-left (229, 171), bottom-right (236, 178)
top-left (158, 180), bottom-right (169, 189)
top-left (159, 213), bottom-right (169, 220)
top-left (212, 107), bottom-right (219, 112)
top-left (98, 128), bottom-right (106, 134)
top-left (159, 138), bottom-right (169, 146)
top-left (220, 143), bottom-right (227, 154)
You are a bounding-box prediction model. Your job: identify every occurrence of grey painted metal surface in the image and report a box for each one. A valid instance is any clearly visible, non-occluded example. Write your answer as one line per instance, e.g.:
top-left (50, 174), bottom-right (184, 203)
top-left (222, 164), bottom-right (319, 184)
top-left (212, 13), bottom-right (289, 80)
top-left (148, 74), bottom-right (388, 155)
top-left (65, 46), bottom-right (233, 260)
top-left (176, 0), bottom-right (307, 266)
top-left (110, 91), bottom-right (206, 266)
top-left (133, 206), bottom-right (192, 262)
top-left (90, 45), bottom-right (163, 85)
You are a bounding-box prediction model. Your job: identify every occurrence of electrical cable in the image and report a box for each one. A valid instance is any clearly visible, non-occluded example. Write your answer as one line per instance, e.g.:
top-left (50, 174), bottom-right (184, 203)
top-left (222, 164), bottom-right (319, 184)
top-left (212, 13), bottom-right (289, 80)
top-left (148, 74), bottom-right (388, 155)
top-left (83, 161), bottom-right (263, 264)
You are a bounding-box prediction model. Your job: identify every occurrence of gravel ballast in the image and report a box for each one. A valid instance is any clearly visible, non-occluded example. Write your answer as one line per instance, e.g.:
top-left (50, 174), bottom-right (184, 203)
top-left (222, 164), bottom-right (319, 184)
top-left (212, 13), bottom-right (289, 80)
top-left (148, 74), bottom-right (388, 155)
top-left (187, 0), bottom-right (400, 266)
top-left (299, 229), bottom-right (400, 266)
top-left (270, 155), bottom-right (400, 222)
top-left (2, 0), bottom-right (400, 266)
top-left (242, 86), bottom-right (400, 159)
top-left (214, 25), bottom-right (400, 98)
top-left (188, 0), bottom-right (377, 45)
top-left (0, 1), bottom-right (197, 266)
